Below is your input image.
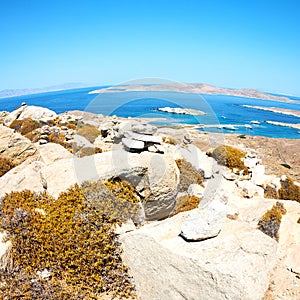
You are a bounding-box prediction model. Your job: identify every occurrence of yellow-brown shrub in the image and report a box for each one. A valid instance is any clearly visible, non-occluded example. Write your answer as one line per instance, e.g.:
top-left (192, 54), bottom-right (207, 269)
top-left (0, 157), bottom-right (15, 177)
top-left (257, 201), bottom-right (286, 241)
top-left (170, 195), bottom-right (201, 216)
top-left (0, 184), bottom-right (137, 299)
top-left (9, 118), bottom-right (41, 136)
top-left (278, 176), bottom-right (300, 202)
top-left (77, 123), bottom-right (100, 143)
top-left (175, 159), bottom-right (203, 192)
top-left (211, 145), bottom-right (248, 174)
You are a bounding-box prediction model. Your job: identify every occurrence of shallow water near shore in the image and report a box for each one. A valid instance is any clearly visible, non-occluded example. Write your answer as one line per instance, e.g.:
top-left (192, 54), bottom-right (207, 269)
top-left (1, 87), bottom-right (300, 139)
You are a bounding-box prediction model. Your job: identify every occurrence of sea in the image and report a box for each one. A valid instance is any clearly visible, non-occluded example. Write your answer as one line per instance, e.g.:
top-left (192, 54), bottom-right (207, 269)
top-left (1, 86), bottom-right (300, 139)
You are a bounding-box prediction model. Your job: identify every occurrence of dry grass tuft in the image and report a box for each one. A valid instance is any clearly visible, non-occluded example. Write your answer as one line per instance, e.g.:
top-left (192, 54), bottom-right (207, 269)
top-left (257, 201), bottom-right (286, 241)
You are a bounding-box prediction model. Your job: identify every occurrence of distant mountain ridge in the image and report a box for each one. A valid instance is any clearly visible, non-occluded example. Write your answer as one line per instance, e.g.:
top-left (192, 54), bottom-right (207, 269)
top-left (0, 83), bottom-right (89, 99)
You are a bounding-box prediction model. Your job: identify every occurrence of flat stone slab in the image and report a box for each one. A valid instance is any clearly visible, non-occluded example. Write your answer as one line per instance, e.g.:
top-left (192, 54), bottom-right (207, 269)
top-left (124, 131), bottom-right (162, 144)
top-left (180, 200), bottom-right (227, 241)
top-left (122, 137), bottom-right (145, 150)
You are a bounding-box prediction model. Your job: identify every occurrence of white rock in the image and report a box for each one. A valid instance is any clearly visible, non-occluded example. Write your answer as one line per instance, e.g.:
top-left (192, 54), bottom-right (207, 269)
top-left (122, 137), bottom-right (145, 150)
top-left (4, 105), bottom-right (57, 126)
top-left (124, 131), bottom-right (162, 144)
top-left (0, 232), bottom-right (11, 271)
top-left (0, 160), bottom-right (46, 198)
top-left (251, 164), bottom-right (265, 186)
top-left (237, 180), bottom-right (264, 198)
top-left (187, 184), bottom-right (205, 198)
top-left (37, 142), bottom-right (72, 165)
top-left (120, 211), bottom-right (277, 300)
top-left (0, 125), bottom-right (38, 164)
top-left (131, 123), bottom-right (157, 135)
top-left (180, 200), bottom-right (227, 241)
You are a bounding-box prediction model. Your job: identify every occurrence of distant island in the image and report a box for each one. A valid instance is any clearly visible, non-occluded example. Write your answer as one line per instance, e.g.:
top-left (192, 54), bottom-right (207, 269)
top-left (89, 82), bottom-right (297, 103)
top-left (242, 105), bottom-right (300, 118)
top-left (0, 82), bottom-right (90, 99)
top-left (156, 107), bottom-right (206, 115)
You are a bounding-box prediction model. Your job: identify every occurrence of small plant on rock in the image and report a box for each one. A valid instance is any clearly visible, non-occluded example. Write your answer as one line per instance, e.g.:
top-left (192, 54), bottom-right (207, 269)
top-left (210, 145), bottom-right (248, 174)
top-left (170, 195), bottom-right (201, 216)
top-left (175, 159), bottom-right (203, 192)
top-left (278, 176), bottom-right (300, 202)
top-left (0, 157), bottom-right (15, 177)
top-left (257, 201), bottom-right (287, 241)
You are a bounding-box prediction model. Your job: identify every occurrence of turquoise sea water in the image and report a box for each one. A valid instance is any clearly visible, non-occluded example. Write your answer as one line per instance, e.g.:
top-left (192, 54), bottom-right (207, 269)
top-left (1, 87), bottom-right (300, 139)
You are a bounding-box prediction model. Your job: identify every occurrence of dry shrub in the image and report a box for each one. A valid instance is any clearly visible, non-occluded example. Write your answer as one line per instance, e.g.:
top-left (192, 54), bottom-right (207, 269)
top-left (9, 118), bottom-right (41, 136)
top-left (175, 159), bottom-right (203, 192)
top-left (48, 133), bottom-right (67, 148)
top-left (0, 157), bottom-right (15, 177)
top-left (77, 123), bottom-right (100, 143)
top-left (75, 146), bottom-right (103, 157)
top-left (278, 176), bottom-right (300, 202)
top-left (0, 184), bottom-right (137, 299)
top-left (170, 195), bottom-right (201, 216)
top-left (257, 201), bottom-right (287, 241)
top-left (264, 184), bottom-right (279, 199)
top-left (211, 145), bottom-right (248, 174)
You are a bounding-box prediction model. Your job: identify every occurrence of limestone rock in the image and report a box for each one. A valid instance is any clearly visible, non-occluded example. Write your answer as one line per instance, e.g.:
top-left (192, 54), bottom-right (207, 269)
top-left (0, 160), bottom-right (46, 198)
top-left (122, 137), bottom-right (145, 150)
top-left (187, 183), bottom-right (205, 198)
top-left (124, 131), bottom-right (162, 144)
top-left (0, 125), bottom-right (38, 164)
top-left (4, 105), bottom-right (57, 126)
top-left (131, 123), bottom-right (157, 135)
top-left (180, 200), bottom-right (227, 241)
top-left (173, 144), bottom-right (216, 179)
top-left (37, 142), bottom-right (73, 165)
top-left (120, 211), bottom-right (277, 300)
top-left (237, 180), bottom-right (264, 198)
top-left (251, 164), bottom-right (265, 186)
top-left (0, 232), bottom-right (11, 271)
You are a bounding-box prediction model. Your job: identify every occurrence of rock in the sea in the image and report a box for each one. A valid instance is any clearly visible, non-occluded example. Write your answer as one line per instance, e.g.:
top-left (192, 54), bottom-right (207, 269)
top-left (0, 125), bottom-right (38, 164)
top-left (120, 211), bottom-right (277, 300)
top-left (180, 200), bottom-right (227, 241)
top-left (4, 105), bottom-right (57, 126)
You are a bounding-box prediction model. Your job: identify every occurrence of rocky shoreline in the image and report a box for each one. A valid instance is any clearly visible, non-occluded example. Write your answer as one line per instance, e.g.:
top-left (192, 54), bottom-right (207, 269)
top-left (0, 104), bottom-right (299, 299)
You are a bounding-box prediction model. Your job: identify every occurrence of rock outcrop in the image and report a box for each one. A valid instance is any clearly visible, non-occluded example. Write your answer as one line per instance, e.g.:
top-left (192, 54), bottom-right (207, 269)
top-left (4, 104), bottom-right (57, 126)
top-left (0, 125), bottom-right (38, 164)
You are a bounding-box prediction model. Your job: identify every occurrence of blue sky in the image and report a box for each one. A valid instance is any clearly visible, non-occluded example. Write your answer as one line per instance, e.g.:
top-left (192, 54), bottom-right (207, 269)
top-left (1, 0), bottom-right (300, 95)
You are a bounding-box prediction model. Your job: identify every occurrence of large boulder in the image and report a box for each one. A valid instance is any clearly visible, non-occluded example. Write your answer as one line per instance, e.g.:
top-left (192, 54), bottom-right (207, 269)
top-left (4, 105), bottom-right (57, 126)
top-left (41, 150), bottom-right (179, 220)
top-left (0, 125), bottom-right (38, 164)
top-left (0, 160), bottom-right (46, 199)
top-left (120, 211), bottom-right (277, 300)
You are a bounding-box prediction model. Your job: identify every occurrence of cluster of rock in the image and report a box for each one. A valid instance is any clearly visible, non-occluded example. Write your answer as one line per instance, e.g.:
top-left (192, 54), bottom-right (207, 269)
top-left (0, 105), bottom-right (300, 299)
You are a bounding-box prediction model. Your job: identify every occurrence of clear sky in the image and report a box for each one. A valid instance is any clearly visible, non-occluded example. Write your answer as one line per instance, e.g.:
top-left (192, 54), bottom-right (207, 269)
top-left (1, 0), bottom-right (300, 95)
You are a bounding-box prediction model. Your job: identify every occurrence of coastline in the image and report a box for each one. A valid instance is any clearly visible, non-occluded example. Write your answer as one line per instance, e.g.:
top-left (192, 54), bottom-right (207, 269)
top-left (243, 105), bottom-right (300, 118)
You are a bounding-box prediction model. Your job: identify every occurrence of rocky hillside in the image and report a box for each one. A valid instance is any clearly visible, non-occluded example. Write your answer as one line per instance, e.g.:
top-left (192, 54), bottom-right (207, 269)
top-left (0, 105), bottom-right (299, 299)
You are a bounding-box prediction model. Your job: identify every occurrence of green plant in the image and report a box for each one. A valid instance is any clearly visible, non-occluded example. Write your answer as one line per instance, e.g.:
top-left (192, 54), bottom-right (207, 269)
top-left (237, 134), bottom-right (246, 139)
top-left (281, 163), bottom-right (291, 169)
top-left (0, 157), bottom-right (15, 177)
top-left (77, 123), bottom-right (100, 143)
top-left (278, 177), bottom-right (300, 202)
top-left (210, 145), bottom-right (248, 174)
top-left (257, 201), bottom-right (286, 241)
top-left (170, 195), bottom-right (201, 216)
top-left (175, 159), bottom-right (203, 192)
top-left (0, 184), bottom-right (137, 299)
